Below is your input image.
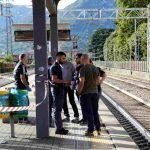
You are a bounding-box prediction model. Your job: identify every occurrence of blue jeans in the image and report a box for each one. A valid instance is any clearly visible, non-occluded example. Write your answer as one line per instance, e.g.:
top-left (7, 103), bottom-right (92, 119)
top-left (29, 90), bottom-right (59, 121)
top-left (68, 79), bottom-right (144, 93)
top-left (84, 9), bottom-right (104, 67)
top-left (80, 93), bottom-right (100, 132)
top-left (51, 87), bottom-right (64, 130)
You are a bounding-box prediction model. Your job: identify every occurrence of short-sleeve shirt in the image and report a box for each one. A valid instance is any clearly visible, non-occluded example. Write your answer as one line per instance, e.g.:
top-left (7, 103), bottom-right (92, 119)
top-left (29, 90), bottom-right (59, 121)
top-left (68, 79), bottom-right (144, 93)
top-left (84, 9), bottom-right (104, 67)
top-left (13, 62), bottom-right (29, 89)
top-left (79, 64), bottom-right (99, 94)
top-left (97, 67), bottom-right (105, 93)
top-left (62, 61), bottom-right (75, 81)
top-left (75, 64), bottom-right (83, 84)
top-left (50, 62), bottom-right (63, 86)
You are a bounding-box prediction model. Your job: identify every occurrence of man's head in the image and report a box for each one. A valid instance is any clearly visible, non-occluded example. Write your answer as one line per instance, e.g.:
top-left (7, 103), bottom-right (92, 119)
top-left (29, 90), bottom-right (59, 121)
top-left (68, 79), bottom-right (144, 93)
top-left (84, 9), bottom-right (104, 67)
top-left (19, 54), bottom-right (27, 64)
top-left (48, 57), bottom-right (54, 65)
top-left (56, 51), bottom-right (66, 64)
top-left (81, 54), bottom-right (90, 65)
top-left (75, 53), bottom-right (82, 64)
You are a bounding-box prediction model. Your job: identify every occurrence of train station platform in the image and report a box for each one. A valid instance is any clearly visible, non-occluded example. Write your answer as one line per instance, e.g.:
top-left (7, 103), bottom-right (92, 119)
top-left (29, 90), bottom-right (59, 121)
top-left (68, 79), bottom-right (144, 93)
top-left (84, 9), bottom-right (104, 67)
top-left (0, 75), bottom-right (138, 150)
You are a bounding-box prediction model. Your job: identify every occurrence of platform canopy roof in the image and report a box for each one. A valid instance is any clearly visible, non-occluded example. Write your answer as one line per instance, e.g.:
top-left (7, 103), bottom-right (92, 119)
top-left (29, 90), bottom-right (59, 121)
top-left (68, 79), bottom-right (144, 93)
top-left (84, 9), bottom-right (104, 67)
top-left (13, 23), bottom-right (71, 42)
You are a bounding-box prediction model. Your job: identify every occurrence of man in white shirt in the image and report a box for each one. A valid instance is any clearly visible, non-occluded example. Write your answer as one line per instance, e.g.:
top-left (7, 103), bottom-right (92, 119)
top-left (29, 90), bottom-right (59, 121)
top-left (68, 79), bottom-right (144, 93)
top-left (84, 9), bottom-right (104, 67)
top-left (62, 60), bottom-right (79, 123)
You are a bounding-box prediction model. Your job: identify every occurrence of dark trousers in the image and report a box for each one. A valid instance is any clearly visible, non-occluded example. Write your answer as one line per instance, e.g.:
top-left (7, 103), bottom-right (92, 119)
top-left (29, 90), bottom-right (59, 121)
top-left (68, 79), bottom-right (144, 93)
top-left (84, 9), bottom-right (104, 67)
top-left (80, 93), bottom-right (100, 132)
top-left (51, 87), bottom-right (64, 130)
top-left (63, 87), bottom-right (79, 118)
top-left (76, 91), bottom-right (86, 121)
top-left (49, 85), bottom-right (53, 125)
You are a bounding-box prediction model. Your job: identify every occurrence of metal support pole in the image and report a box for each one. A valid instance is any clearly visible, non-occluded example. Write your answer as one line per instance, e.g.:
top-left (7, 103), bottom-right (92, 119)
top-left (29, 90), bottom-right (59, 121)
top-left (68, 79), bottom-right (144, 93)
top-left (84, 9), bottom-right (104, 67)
top-left (134, 19), bottom-right (137, 61)
top-left (129, 41), bottom-right (132, 75)
top-left (147, 4), bottom-right (150, 73)
top-left (50, 14), bottom-right (58, 60)
top-left (137, 34), bottom-right (140, 61)
top-left (6, 0), bottom-right (8, 55)
top-left (10, 113), bottom-right (15, 138)
top-left (32, 0), bottom-right (49, 138)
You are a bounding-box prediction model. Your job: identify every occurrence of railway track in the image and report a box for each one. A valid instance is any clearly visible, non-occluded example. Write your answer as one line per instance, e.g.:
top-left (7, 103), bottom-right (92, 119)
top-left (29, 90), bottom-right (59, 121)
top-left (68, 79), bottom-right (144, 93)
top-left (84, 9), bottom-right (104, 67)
top-left (105, 76), bottom-right (150, 107)
top-left (102, 82), bottom-right (150, 149)
top-left (107, 74), bottom-right (150, 90)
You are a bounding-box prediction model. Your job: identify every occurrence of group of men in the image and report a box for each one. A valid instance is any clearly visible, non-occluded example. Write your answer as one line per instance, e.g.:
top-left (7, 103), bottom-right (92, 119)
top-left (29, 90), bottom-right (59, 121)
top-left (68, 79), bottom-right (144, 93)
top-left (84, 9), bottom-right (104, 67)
top-left (13, 52), bottom-right (106, 136)
top-left (48, 52), bottom-right (106, 136)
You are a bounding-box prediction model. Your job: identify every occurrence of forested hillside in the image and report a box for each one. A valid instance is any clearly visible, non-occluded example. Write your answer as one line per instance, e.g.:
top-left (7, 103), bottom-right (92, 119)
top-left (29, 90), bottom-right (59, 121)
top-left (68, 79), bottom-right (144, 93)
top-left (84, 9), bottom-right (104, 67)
top-left (0, 0), bottom-right (116, 54)
top-left (105, 0), bottom-right (150, 61)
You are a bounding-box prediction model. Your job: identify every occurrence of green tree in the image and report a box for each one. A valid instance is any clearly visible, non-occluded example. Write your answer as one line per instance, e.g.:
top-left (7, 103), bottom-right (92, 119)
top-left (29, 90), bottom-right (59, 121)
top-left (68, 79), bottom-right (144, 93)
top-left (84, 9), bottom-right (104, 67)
top-left (105, 0), bottom-right (149, 61)
top-left (88, 28), bottom-right (114, 60)
top-left (4, 54), bottom-right (13, 62)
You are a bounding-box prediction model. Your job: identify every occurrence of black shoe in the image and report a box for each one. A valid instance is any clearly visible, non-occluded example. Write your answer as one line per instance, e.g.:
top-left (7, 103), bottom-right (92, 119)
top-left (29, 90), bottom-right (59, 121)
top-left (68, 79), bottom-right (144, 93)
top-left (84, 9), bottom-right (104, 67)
top-left (78, 119), bottom-right (84, 123)
top-left (55, 128), bottom-right (69, 135)
top-left (62, 117), bottom-right (70, 122)
top-left (80, 120), bottom-right (87, 126)
top-left (85, 130), bottom-right (94, 136)
top-left (71, 117), bottom-right (79, 124)
top-left (96, 129), bottom-right (101, 135)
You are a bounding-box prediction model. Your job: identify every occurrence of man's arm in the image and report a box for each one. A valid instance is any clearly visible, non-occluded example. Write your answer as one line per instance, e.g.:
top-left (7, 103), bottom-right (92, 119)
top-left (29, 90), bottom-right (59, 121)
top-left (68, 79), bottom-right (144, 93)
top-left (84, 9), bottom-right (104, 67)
top-left (20, 74), bottom-right (29, 87)
top-left (99, 73), bottom-right (106, 84)
top-left (20, 65), bottom-right (29, 88)
top-left (78, 77), bottom-right (85, 95)
top-left (51, 75), bottom-right (69, 84)
top-left (51, 66), bottom-right (70, 84)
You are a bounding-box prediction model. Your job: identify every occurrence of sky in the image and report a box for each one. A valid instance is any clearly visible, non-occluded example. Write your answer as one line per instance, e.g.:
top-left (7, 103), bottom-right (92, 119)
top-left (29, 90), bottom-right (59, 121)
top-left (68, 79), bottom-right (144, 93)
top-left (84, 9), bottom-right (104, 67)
top-left (8, 0), bottom-right (77, 9)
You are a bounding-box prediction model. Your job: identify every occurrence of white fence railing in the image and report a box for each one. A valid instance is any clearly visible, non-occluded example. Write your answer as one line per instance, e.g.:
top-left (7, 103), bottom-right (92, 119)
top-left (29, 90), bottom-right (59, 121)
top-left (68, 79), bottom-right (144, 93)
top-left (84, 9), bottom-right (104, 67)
top-left (94, 61), bottom-right (148, 72)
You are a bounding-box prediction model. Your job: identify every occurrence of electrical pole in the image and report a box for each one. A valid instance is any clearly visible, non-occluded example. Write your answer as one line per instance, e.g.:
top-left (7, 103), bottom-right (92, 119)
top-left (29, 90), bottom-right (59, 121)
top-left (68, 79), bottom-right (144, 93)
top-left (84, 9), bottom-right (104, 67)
top-left (6, 0), bottom-right (9, 55)
top-left (134, 19), bottom-right (137, 61)
top-left (113, 45), bottom-right (116, 67)
top-left (147, 4), bottom-right (150, 72)
top-left (137, 34), bottom-right (140, 61)
top-left (2, 0), bottom-right (13, 55)
top-left (129, 41), bottom-right (132, 75)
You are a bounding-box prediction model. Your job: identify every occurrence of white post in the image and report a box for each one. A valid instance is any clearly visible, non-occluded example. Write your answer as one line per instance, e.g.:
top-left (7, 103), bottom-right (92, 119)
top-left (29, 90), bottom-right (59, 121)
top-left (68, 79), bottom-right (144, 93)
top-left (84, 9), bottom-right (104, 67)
top-left (134, 19), bottom-right (137, 61)
top-left (113, 45), bottom-right (116, 68)
top-left (147, 4), bottom-right (150, 73)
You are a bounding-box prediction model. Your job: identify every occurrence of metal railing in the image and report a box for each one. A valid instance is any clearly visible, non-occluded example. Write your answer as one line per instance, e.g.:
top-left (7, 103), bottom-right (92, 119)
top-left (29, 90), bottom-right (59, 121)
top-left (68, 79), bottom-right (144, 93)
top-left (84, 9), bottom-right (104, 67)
top-left (95, 61), bottom-right (148, 72)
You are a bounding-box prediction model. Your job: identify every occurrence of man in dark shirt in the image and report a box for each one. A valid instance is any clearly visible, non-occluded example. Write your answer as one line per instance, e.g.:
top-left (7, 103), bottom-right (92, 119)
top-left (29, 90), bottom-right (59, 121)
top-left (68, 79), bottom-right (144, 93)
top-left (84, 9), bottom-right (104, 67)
top-left (50, 52), bottom-right (70, 135)
top-left (14, 54), bottom-right (30, 90)
top-left (78, 54), bottom-right (101, 136)
top-left (97, 67), bottom-right (106, 98)
top-left (74, 53), bottom-right (87, 125)
top-left (13, 54), bottom-right (31, 123)
top-left (89, 59), bottom-right (106, 99)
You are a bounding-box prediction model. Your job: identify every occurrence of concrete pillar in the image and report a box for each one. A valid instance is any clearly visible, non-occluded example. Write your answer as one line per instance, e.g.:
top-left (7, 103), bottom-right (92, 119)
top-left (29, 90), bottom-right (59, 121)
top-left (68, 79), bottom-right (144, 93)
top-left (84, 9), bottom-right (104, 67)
top-left (32, 0), bottom-right (49, 138)
top-left (50, 14), bottom-right (58, 60)
top-left (147, 4), bottom-right (150, 73)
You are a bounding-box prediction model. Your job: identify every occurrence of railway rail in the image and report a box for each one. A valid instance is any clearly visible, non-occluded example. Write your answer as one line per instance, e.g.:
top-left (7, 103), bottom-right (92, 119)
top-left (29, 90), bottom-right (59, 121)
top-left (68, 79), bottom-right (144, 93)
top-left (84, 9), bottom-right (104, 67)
top-left (102, 82), bottom-right (150, 149)
top-left (105, 76), bottom-right (150, 107)
top-left (107, 74), bottom-right (150, 89)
